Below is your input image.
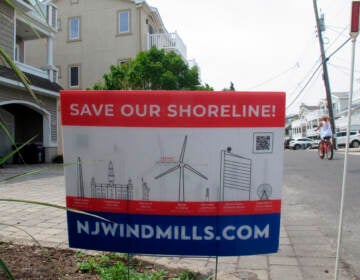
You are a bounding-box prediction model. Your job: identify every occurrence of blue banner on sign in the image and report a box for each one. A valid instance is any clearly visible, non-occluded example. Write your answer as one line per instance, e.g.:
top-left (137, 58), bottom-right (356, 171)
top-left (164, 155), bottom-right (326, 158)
top-left (67, 211), bottom-right (280, 256)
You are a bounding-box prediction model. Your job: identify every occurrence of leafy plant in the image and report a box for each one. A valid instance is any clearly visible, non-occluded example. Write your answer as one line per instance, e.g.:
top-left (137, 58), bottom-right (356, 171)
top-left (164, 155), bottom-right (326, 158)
top-left (76, 253), bottom-right (203, 280)
top-left (77, 253), bottom-right (142, 279)
top-left (92, 47), bottom-right (211, 91)
top-left (0, 257), bottom-right (14, 280)
top-left (178, 270), bottom-right (201, 280)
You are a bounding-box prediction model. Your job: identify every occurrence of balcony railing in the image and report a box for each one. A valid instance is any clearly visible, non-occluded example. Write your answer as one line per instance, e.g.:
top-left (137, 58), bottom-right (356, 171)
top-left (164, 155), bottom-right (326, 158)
top-left (16, 0), bottom-right (57, 32)
top-left (16, 61), bottom-right (49, 79)
top-left (147, 32), bottom-right (187, 60)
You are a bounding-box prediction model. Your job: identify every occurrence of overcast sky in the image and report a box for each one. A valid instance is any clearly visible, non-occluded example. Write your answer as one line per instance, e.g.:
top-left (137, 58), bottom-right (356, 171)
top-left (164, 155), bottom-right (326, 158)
top-left (147, 0), bottom-right (360, 115)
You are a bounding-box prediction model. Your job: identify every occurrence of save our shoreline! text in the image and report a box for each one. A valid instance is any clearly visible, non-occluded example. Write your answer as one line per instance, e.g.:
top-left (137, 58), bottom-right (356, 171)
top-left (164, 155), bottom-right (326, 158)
top-left (69, 103), bottom-right (277, 118)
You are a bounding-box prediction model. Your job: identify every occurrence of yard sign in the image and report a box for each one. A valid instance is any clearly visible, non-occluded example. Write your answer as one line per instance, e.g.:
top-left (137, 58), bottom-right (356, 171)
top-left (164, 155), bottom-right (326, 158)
top-left (61, 90), bottom-right (285, 256)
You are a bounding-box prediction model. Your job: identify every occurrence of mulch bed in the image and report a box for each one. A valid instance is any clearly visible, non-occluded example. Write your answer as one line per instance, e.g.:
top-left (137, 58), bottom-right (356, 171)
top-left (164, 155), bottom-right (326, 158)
top-left (0, 242), bottom-right (204, 280)
top-left (0, 242), bottom-right (99, 279)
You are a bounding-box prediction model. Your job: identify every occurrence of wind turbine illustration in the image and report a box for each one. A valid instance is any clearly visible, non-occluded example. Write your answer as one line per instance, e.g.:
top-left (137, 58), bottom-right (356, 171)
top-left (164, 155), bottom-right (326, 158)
top-left (154, 135), bottom-right (208, 201)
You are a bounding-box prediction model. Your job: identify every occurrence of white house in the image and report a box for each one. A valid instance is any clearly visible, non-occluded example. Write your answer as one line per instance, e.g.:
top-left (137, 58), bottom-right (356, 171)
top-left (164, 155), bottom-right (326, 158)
top-left (290, 92), bottom-right (360, 139)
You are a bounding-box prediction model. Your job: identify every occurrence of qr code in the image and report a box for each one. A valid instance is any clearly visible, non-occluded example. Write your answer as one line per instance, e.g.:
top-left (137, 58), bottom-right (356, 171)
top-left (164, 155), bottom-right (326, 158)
top-left (253, 132), bottom-right (273, 153)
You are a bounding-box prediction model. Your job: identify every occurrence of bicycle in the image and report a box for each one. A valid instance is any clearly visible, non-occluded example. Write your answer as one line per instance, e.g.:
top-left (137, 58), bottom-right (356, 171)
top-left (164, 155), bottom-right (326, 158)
top-left (318, 137), bottom-right (333, 160)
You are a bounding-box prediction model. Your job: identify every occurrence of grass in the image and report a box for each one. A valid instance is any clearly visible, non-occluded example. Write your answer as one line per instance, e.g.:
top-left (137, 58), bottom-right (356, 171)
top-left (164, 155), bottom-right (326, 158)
top-left (76, 252), bottom-right (204, 280)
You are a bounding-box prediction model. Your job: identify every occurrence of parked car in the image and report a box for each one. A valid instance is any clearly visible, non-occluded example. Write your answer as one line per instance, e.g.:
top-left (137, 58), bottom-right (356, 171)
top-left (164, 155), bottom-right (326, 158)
top-left (335, 130), bottom-right (360, 148)
top-left (289, 138), bottom-right (319, 150)
top-left (284, 138), bottom-right (294, 149)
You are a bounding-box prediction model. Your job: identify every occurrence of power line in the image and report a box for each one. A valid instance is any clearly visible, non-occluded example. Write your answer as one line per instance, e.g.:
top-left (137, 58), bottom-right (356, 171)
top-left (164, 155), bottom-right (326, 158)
top-left (325, 25), bottom-right (349, 50)
top-left (328, 62), bottom-right (360, 74)
top-left (245, 64), bottom-right (299, 90)
top-left (286, 1), bottom-right (350, 114)
top-left (286, 56), bottom-right (321, 98)
top-left (326, 25), bottom-right (350, 32)
top-left (329, 63), bottom-right (352, 76)
top-left (286, 37), bottom-right (351, 112)
top-left (327, 37), bottom-right (351, 60)
top-left (286, 63), bottom-right (322, 110)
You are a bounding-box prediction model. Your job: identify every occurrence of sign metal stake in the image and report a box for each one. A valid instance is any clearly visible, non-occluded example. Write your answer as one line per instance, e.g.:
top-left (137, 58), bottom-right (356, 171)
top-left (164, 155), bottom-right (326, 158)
top-left (334, 2), bottom-right (359, 279)
top-left (215, 255), bottom-right (218, 280)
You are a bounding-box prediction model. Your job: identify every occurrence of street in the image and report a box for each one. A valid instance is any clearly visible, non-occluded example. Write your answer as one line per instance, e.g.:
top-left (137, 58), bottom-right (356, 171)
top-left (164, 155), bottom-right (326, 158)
top-left (284, 149), bottom-right (360, 277)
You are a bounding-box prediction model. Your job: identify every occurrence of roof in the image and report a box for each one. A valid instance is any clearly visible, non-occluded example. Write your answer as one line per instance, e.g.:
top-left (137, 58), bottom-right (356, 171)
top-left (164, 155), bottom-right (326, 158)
top-left (0, 65), bottom-right (62, 93)
top-left (332, 91), bottom-right (349, 99)
top-left (299, 103), bottom-right (319, 111)
top-left (130, 0), bottom-right (168, 33)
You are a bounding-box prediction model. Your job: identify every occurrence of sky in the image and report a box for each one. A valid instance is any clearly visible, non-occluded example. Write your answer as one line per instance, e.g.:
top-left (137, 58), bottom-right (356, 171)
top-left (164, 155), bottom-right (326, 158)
top-left (146, 0), bottom-right (360, 115)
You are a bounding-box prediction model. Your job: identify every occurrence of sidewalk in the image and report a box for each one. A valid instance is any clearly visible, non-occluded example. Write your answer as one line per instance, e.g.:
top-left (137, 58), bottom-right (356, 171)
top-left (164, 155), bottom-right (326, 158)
top-left (0, 164), bottom-right (355, 280)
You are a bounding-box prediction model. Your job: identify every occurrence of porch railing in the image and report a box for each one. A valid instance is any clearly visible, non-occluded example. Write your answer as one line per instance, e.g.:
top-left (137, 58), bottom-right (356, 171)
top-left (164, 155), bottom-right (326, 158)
top-left (16, 61), bottom-right (49, 79)
top-left (147, 32), bottom-right (187, 60)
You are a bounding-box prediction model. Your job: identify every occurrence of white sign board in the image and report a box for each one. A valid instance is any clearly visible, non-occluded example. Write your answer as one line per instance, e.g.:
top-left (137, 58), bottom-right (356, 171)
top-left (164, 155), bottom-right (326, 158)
top-left (61, 90), bottom-right (285, 256)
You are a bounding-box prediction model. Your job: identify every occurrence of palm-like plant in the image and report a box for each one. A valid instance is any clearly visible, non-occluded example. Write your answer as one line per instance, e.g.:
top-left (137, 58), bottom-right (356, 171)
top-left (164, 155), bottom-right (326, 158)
top-left (0, 1), bottom-right (51, 278)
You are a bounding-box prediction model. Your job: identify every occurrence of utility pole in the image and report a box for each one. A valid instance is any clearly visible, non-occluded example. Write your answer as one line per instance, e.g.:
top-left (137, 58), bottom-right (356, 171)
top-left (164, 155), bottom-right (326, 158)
top-left (313, 0), bottom-right (336, 136)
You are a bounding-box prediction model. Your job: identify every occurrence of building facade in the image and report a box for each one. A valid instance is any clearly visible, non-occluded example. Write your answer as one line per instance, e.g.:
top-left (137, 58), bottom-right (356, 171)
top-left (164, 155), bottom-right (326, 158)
top-left (290, 92), bottom-right (360, 139)
top-left (27, 0), bottom-right (189, 90)
top-left (0, 0), bottom-right (61, 163)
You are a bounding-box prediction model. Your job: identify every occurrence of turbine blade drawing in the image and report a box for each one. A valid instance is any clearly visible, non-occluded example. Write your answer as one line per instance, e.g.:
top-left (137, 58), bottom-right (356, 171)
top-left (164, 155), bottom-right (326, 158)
top-left (154, 164), bottom-right (180, 179)
top-left (179, 135), bottom-right (188, 162)
top-left (184, 164), bottom-right (208, 180)
top-left (154, 135), bottom-right (207, 202)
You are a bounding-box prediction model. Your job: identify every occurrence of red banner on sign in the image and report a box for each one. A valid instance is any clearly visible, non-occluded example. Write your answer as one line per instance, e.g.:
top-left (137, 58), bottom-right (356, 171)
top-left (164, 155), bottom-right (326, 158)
top-left (60, 90), bottom-right (285, 128)
top-left (66, 196), bottom-right (281, 216)
top-left (351, 1), bottom-right (360, 35)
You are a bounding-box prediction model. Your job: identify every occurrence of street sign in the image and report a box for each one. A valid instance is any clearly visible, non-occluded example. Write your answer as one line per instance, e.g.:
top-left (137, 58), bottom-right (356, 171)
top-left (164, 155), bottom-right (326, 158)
top-left (61, 90), bottom-right (285, 256)
top-left (351, 1), bottom-right (360, 36)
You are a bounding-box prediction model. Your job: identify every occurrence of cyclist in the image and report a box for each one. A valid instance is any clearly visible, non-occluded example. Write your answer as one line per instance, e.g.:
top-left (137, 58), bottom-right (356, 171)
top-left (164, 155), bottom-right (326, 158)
top-left (315, 115), bottom-right (333, 157)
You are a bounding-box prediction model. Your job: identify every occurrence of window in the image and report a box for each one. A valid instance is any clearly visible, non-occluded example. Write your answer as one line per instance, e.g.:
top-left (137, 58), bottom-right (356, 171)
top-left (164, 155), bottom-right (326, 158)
top-left (70, 0), bottom-right (79, 4)
top-left (47, 5), bottom-right (57, 29)
top-left (68, 17), bottom-right (80, 41)
top-left (148, 24), bottom-right (155, 34)
top-left (117, 10), bottom-right (130, 34)
top-left (69, 65), bottom-right (80, 88)
top-left (117, 58), bottom-right (130, 66)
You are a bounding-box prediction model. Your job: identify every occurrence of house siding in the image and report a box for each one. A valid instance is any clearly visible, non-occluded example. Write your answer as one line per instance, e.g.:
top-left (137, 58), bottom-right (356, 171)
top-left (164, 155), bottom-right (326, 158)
top-left (0, 1), bottom-right (14, 60)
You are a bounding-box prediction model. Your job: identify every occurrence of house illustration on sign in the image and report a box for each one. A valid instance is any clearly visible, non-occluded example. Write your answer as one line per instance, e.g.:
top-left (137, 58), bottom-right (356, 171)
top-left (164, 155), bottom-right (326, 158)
top-left (220, 147), bottom-right (252, 201)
